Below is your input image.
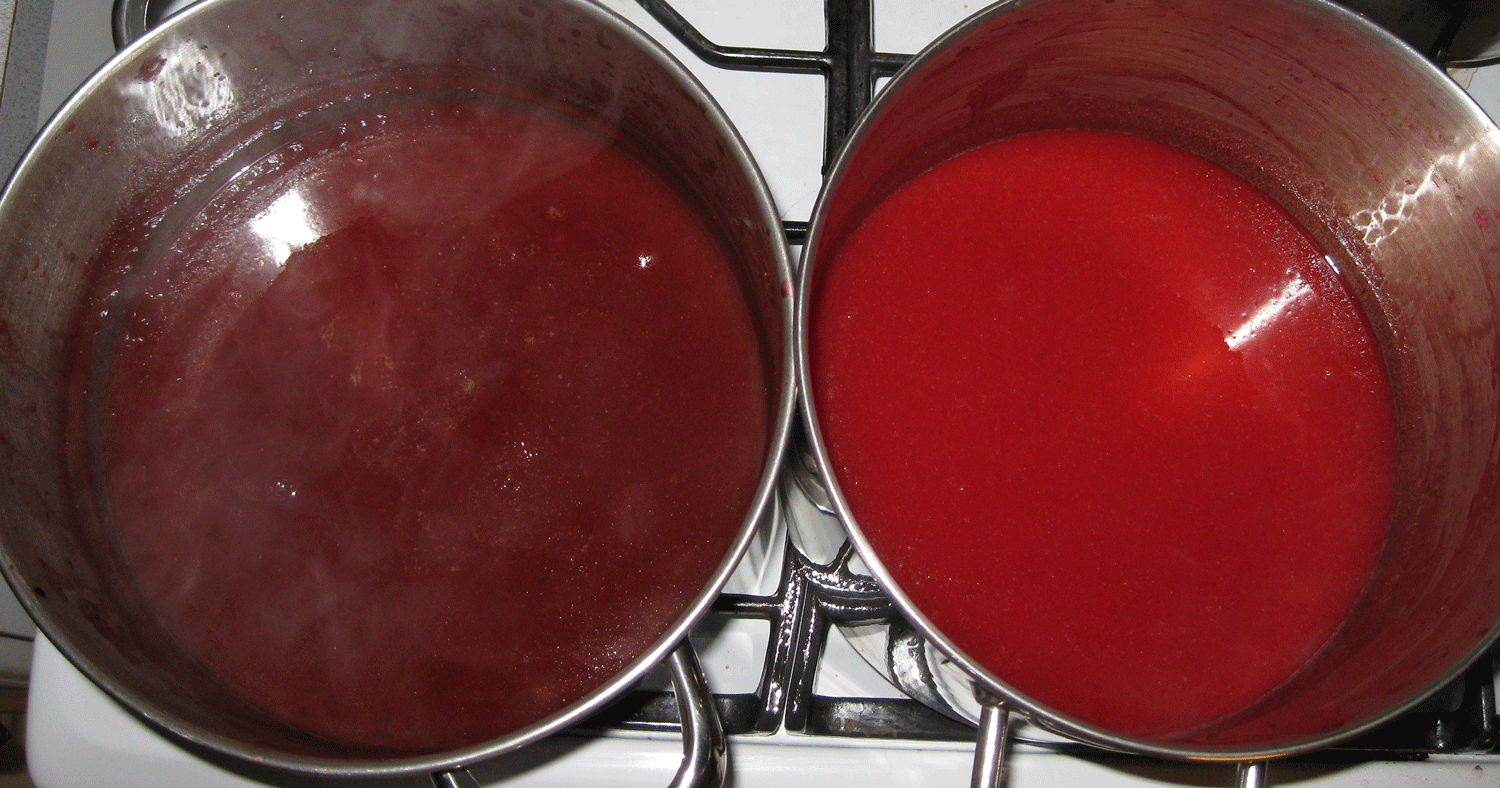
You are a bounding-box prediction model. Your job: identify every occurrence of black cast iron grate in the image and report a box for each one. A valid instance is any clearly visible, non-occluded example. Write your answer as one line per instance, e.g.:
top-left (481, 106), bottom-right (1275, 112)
top-left (576, 0), bottom-right (1500, 763)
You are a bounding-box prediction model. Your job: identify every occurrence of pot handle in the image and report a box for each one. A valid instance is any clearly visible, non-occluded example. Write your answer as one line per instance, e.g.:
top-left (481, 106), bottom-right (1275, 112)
top-left (430, 769), bottom-right (481, 788)
top-left (667, 640), bottom-right (729, 788)
top-left (1238, 761), bottom-right (1269, 788)
top-left (427, 641), bottom-right (725, 788)
top-left (970, 685), bottom-right (1013, 788)
top-left (964, 701), bottom-right (1272, 788)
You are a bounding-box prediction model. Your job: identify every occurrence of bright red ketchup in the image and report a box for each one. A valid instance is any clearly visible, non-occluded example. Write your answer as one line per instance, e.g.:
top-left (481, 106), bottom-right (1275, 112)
top-left (810, 129), bottom-right (1396, 739)
top-left (89, 96), bottom-right (768, 753)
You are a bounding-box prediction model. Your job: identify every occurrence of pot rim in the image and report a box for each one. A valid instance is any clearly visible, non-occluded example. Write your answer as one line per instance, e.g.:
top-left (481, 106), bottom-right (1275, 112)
top-left (0, 0), bottom-right (797, 777)
top-left (793, 0), bottom-right (1500, 762)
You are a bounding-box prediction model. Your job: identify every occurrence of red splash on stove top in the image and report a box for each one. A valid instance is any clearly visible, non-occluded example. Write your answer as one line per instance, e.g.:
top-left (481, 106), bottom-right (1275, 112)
top-left (810, 129), bottom-right (1395, 739)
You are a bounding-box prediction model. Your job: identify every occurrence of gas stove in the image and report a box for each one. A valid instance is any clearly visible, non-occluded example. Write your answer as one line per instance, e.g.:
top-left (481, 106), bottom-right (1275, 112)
top-left (7, 0), bottom-right (1500, 786)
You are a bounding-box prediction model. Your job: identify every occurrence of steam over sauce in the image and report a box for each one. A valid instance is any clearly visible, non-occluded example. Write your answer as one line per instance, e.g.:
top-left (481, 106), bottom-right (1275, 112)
top-left (92, 96), bottom-right (769, 753)
top-left (810, 130), bottom-right (1396, 738)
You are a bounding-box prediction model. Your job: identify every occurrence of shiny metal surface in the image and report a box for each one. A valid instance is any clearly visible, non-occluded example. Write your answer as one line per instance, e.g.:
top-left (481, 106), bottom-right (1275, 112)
top-left (970, 690), bottom-right (1009, 788)
top-left (431, 770), bottom-right (482, 788)
top-left (110, 0), bottom-right (151, 48)
top-left (797, 0), bottom-right (1500, 764)
top-left (0, 0), bottom-right (794, 778)
top-left (665, 643), bottom-right (727, 788)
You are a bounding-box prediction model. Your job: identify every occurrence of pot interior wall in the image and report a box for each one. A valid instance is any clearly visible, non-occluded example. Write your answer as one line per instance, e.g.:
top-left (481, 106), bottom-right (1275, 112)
top-left (805, 0), bottom-right (1500, 753)
top-left (0, 0), bottom-right (785, 765)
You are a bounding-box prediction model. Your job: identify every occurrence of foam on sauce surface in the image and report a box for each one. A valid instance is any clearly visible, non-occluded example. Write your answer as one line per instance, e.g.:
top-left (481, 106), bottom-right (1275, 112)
top-left (810, 129), bottom-right (1395, 738)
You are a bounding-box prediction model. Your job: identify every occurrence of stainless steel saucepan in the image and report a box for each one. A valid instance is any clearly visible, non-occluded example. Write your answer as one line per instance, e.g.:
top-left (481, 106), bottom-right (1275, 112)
top-left (0, 0), bottom-right (794, 783)
top-left (796, 0), bottom-right (1500, 783)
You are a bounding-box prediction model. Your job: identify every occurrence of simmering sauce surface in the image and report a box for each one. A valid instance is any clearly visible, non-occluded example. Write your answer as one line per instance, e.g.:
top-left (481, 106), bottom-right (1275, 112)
top-left (93, 96), bottom-right (768, 753)
top-left (810, 129), bottom-right (1395, 738)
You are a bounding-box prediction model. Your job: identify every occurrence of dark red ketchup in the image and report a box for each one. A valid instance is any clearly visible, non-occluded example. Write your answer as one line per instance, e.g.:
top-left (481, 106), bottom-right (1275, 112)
top-left (87, 95), bottom-right (769, 753)
top-left (810, 129), bottom-right (1396, 738)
